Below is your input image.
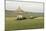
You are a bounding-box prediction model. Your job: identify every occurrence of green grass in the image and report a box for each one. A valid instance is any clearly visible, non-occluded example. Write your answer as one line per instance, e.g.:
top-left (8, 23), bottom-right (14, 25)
top-left (5, 16), bottom-right (44, 31)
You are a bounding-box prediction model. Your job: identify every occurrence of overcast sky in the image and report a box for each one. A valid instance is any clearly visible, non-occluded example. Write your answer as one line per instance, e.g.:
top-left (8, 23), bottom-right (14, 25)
top-left (6, 0), bottom-right (44, 13)
top-left (6, 0), bottom-right (44, 2)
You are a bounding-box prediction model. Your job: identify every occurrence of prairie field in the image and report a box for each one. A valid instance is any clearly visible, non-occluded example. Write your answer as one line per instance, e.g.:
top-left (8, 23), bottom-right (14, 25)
top-left (5, 10), bottom-right (44, 31)
top-left (5, 16), bottom-right (44, 31)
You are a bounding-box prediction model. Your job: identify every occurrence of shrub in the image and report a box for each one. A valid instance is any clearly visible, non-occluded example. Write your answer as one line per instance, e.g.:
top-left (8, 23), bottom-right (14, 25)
top-left (23, 17), bottom-right (27, 19)
top-left (16, 15), bottom-right (27, 20)
top-left (29, 16), bottom-right (37, 19)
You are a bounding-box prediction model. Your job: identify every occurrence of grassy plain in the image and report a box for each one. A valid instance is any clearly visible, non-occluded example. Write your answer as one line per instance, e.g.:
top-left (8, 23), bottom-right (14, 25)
top-left (5, 10), bottom-right (44, 31)
top-left (5, 16), bottom-right (44, 31)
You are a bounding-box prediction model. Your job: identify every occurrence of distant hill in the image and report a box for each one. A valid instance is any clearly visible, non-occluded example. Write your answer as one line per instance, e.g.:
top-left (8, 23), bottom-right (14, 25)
top-left (5, 10), bottom-right (44, 17)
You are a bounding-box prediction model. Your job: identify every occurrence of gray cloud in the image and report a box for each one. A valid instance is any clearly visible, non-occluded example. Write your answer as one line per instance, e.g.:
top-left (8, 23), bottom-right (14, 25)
top-left (6, 1), bottom-right (43, 13)
top-left (6, 0), bottom-right (16, 1)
